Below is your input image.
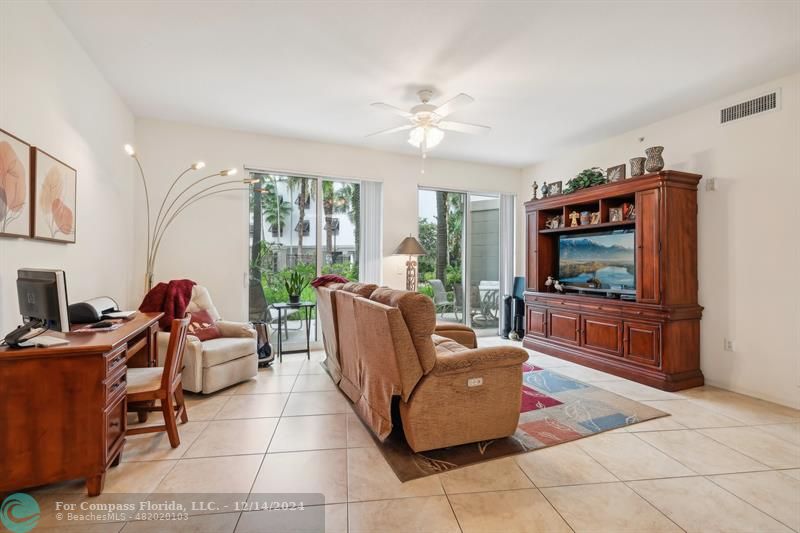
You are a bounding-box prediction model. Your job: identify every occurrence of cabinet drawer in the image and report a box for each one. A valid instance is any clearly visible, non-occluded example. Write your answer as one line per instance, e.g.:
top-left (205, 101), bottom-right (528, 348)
top-left (104, 394), bottom-right (126, 461)
top-left (104, 367), bottom-right (127, 402)
top-left (624, 322), bottom-right (661, 367)
top-left (105, 345), bottom-right (127, 374)
top-left (547, 310), bottom-right (580, 345)
top-left (581, 316), bottom-right (623, 356)
top-left (526, 306), bottom-right (547, 337)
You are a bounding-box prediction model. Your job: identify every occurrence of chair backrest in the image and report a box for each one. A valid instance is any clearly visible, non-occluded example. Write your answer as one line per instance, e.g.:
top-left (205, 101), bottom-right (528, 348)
top-left (314, 283), bottom-right (346, 382)
top-left (161, 315), bottom-right (191, 392)
top-left (248, 278), bottom-right (269, 321)
top-left (454, 283), bottom-right (464, 307)
top-left (186, 286), bottom-right (220, 321)
top-left (369, 288), bottom-right (437, 374)
top-left (428, 279), bottom-right (448, 304)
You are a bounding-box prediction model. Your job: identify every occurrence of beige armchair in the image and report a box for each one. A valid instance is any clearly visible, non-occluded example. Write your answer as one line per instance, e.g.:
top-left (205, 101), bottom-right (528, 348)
top-left (157, 286), bottom-right (257, 394)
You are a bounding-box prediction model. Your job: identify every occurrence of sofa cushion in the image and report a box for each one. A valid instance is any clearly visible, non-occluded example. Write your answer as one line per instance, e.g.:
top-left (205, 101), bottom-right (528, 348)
top-left (432, 334), bottom-right (470, 355)
top-left (370, 288), bottom-right (437, 373)
top-left (201, 336), bottom-right (257, 368)
top-left (341, 282), bottom-right (378, 298)
top-left (186, 285), bottom-right (221, 321)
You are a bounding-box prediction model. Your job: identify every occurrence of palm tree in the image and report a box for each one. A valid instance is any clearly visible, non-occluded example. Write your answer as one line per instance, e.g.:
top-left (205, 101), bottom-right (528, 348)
top-left (287, 176), bottom-right (314, 265)
top-left (263, 195), bottom-right (291, 238)
top-left (334, 183), bottom-right (360, 263)
top-left (435, 191), bottom-right (448, 283)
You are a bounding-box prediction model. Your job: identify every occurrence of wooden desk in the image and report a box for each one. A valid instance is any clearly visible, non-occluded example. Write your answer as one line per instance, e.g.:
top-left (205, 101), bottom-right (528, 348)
top-left (0, 312), bottom-right (162, 496)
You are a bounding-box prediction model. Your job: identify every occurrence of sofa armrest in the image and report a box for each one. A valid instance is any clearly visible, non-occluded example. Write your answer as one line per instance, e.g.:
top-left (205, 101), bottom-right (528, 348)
top-left (434, 322), bottom-right (477, 349)
top-left (432, 346), bottom-right (528, 376)
top-left (216, 320), bottom-right (257, 339)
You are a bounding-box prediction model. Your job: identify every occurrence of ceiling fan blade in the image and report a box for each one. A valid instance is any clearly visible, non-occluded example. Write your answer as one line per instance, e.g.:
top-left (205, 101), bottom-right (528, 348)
top-left (365, 124), bottom-right (413, 138)
top-left (433, 93), bottom-right (474, 118)
top-left (371, 102), bottom-right (413, 118)
top-left (438, 120), bottom-right (491, 135)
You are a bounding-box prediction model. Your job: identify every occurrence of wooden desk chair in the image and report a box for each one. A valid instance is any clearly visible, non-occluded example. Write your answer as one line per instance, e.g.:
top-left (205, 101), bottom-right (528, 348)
top-left (126, 316), bottom-right (190, 447)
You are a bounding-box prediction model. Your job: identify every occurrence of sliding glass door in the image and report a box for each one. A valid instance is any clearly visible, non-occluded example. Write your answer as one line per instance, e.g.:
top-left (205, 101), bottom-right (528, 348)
top-left (418, 189), bottom-right (467, 323)
top-left (418, 188), bottom-right (508, 335)
top-left (249, 173), bottom-right (361, 347)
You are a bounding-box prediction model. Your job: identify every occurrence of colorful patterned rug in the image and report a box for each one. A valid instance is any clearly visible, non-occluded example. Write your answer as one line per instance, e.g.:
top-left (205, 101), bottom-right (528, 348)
top-left (371, 362), bottom-right (668, 481)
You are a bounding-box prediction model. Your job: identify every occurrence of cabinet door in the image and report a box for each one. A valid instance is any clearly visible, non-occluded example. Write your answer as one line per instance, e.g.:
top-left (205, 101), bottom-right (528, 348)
top-left (526, 210), bottom-right (538, 290)
top-left (581, 316), bottom-right (623, 356)
top-left (547, 310), bottom-right (580, 345)
top-left (624, 321), bottom-right (661, 367)
top-left (636, 189), bottom-right (661, 303)
top-left (526, 306), bottom-right (547, 337)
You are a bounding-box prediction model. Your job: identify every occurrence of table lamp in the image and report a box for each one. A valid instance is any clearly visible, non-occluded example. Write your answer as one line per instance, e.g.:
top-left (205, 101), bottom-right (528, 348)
top-left (392, 235), bottom-right (426, 291)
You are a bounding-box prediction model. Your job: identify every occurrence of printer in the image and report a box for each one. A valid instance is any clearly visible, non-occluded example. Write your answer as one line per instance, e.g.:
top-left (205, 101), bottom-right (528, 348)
top-left (68, 297), bottom-right (134, 324)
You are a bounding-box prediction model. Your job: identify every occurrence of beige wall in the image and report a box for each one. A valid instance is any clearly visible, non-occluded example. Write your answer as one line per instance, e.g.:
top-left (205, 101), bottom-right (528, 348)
top-left (519, 73), bottom-right (800, 408)
top-left (133, 118), bottom-right (522, 321)
top-left (0, 1), bottom-right (135, 332)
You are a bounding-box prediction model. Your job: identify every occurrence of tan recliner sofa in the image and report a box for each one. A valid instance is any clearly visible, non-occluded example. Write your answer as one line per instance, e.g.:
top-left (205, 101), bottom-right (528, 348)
top-left (157, 286), bottom-right (258, 394)
top-left (315, 282), bottom-right (527, 452)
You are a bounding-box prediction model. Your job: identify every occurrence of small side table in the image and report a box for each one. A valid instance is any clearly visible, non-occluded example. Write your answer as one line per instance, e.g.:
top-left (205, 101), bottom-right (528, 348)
top-left (272, 301), bottom-right (315, 363)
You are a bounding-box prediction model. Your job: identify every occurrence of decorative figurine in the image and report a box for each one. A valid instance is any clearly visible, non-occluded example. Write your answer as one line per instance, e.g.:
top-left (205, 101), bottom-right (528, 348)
top-left (553, 279), bottom-right (565, 293)
top-left (569, 211), bottom-right (580, 227)
top-left (531, 181), bottom-right (538, 200)
top-left (541, 181), bottom-right (550, 198)
top-left (590, 211), bottom-right (601, 224)
top-left (545, 276), bottom-right (555, 292)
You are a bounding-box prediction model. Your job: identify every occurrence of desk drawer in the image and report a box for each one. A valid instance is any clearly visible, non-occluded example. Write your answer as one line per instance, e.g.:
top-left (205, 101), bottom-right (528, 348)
top-left (104, 394), bottom-right (126, 462)
top-left (105, 345), bottom-right (127, 374)
top-left (104, 366), bottom-right (127, 402)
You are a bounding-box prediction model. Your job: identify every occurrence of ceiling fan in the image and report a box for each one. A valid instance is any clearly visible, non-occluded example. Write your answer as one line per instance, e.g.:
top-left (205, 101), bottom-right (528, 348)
top-left (367, 90), bottom-right (490, 165)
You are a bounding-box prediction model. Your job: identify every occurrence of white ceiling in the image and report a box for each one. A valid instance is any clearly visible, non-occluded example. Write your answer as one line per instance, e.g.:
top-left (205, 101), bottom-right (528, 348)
top-left (51, 1), bottom-right (800, 167)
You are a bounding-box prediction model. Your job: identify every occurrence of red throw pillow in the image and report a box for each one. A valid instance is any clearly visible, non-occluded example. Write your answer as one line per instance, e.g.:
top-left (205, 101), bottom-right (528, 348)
top-left (187, 309), bottom-right (221, 341)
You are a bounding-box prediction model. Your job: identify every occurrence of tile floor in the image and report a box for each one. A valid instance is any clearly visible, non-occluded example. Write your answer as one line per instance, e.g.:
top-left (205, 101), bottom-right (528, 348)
top-left (32, 337), bottom-right (800, 532)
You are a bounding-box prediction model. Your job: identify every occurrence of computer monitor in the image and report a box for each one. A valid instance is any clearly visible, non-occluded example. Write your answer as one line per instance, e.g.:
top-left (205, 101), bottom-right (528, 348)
top-left (17, 269), bottom-right (70, 333)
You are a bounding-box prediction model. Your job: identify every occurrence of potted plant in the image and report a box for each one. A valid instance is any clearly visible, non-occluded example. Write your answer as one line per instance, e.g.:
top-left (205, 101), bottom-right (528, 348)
top-left (284, 269), bottom-right (309, 304)
top-left (564, 167), bottom-right (607, 194)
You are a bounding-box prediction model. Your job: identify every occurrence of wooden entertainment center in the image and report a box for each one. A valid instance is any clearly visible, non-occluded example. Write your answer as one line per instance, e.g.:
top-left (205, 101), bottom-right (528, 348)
top-left (523, 170), bottom-right (703, 391)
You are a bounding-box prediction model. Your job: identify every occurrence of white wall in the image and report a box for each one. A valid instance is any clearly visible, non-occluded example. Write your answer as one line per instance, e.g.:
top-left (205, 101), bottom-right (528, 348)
top-left (519, 73), bottom-right (800, 408)
top-left (133, 118), bottom-right (522, 321)
top-left (0, 1), bottom-right (136, 333)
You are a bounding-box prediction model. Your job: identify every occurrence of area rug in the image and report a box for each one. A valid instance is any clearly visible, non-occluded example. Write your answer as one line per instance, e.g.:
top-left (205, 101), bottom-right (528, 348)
top-left (368, 362), bottom-right (669, 482)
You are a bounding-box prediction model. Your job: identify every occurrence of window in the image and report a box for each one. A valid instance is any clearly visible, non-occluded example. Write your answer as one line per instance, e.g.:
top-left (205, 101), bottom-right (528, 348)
top-left (249, 172), bottom-right (372, 346)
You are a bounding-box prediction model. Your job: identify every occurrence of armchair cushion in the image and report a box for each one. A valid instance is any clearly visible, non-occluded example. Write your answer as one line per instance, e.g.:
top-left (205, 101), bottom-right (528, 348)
top-left (215, 320), bottom-right (257, 339)
top-left (432, 345), bottom-right (528, 376)
top-left (201, 337), bottom-right (257, 368)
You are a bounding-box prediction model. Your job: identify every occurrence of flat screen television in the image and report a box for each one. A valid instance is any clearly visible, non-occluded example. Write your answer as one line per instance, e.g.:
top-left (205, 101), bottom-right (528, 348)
top-left (558, 229), bottom-right (636, 293)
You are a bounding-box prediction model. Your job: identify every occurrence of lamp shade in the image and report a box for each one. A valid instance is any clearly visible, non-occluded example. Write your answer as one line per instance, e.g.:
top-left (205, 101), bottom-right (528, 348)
top-left (392, 236), bottom-right (426, 256)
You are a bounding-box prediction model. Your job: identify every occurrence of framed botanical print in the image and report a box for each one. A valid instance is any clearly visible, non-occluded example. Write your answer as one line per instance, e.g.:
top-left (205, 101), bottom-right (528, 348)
top-left (33, 148), bottom-right (76, 243)
top-left (0, 128), bottom-right (32, 238)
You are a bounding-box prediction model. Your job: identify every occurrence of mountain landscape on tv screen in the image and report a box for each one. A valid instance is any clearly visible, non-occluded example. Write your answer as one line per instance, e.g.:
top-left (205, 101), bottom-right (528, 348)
top-left (559, 237), bottom-right (633, 262)
top-left (559, 234), bottom-right (635, 288)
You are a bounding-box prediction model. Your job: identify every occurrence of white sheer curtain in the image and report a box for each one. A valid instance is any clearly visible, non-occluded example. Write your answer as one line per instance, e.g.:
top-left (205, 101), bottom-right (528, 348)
top-left (498, 193), bottom-right (516, 334)
top-left (359, 180), bottom-right (383, 284)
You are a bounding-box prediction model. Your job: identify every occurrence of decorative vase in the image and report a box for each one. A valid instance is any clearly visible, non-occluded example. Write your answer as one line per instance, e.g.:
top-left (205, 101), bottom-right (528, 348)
top-left (630, 157), bottom-right (646, 177)
top-left (580, 211), bottom-right (591, 225)
top-left (644, 146), bottom-right (664, 173)
top-left (288, 294), bottom-right (301, 304)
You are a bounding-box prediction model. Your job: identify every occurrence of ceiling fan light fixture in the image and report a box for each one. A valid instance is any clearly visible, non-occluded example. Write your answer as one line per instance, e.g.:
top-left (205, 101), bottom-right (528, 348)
top-left (407, 126), bottom-right (444, 149)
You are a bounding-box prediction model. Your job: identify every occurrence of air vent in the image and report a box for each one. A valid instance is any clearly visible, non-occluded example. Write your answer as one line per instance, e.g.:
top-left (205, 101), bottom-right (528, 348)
top-left (720, 90), bottom-right (779, 124)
